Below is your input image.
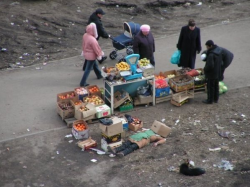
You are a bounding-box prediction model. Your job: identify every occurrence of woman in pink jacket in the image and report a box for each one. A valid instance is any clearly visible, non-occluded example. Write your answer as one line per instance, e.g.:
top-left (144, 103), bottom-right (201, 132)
top-left (80, 23), bottom-right (103, 86)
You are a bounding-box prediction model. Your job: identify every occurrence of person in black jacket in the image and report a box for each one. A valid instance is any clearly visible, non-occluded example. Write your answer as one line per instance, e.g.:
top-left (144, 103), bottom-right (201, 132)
top-left (177, 19), bottom-right (201, 69)
top-left (87, 8), bottom-right (109, 40)
top-left (219, 47), bottom-right (234, 81)
top-left (133, 24), bottom-right (155, 66)
top-left (203, 40), bottom-right (222, 104)
top-left (201, 47), bottom-right (234, 81)
top-left (83, 8), bottom-right (109, 71)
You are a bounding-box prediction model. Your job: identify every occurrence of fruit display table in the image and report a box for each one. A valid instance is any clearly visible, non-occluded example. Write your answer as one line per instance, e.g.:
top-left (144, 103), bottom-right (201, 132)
top-left (104, 75), bottom-right (155, 114)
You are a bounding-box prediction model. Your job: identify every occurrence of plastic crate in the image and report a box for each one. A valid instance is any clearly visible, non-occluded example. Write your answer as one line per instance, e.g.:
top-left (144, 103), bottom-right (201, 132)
top-left (119, 103), bottom-right (133, 112)
top-left (155, 86), bottom-right (170, 97)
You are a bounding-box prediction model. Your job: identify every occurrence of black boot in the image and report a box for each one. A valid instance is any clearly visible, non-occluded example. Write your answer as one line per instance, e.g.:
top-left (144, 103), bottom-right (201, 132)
top-left (98, 56), bottom-right (107, 64)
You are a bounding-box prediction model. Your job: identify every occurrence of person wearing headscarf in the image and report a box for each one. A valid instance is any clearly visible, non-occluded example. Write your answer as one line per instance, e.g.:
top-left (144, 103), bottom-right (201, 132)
top-left (133, 24), bottom-right (156, 66)
top-left (177, 19), bottom-right (202, 69)
top-left (80, 23), bottom-right (103, 87)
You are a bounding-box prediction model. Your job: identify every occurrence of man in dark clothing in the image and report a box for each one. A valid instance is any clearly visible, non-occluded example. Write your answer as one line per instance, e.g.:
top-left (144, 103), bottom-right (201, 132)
top-left (83, 8), bottom-right (109, 71)
top-left (87, 8), bottom-right (109, 40)
top-left (203, 40), bottom-right (222, 104)
top-left (201, 47), bottom-right (234, 81)
top-left (177, 19), bottom-right (202, 69)
top-left (219, 47), bottom-right (234, 81)
top-left (133, 24), bottom-right (155, 66)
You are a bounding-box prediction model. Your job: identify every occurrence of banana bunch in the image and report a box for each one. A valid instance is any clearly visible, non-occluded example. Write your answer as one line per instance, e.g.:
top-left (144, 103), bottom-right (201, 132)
top-left (116, 61), bottom-right (130, 71)
top-left (139, 58), bottom-right (150, 67)
top-left (167, 74), bottom-right (175, 78)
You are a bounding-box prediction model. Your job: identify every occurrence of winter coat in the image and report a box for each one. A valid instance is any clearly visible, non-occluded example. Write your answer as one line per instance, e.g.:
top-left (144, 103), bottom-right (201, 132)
top-left (82, 23), bottom-right (103, 61)
top-left (220, 47), bottom-right (234, 68)
top-left (177, 26), bottom-right (201, 68)
top-left (88, 12), bottom-right (109, 40)
top-left (204, 45), bottom-right (222, 79)
top-left (133, 31), bottom-right (155, 60)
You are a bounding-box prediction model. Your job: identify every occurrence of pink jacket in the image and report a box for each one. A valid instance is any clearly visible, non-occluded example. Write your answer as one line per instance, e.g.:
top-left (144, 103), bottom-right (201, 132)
top-left (82, 23), bottom-right (103, 60)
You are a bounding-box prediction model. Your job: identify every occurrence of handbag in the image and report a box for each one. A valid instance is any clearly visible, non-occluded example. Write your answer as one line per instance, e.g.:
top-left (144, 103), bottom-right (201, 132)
top-left (170, 50), bottom-right (181, 64)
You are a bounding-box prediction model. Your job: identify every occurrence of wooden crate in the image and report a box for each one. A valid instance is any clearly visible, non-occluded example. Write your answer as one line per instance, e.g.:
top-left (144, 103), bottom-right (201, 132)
top-left (172, 89), bottom-right (194, 103)
top-left (155, 95), bottom-right (172, 104)
top-left (171, 98), bottom-right (189, 107)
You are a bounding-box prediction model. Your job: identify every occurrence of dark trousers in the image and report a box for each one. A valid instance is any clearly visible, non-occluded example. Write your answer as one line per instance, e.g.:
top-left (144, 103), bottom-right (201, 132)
top-left (220, 67), bottom-right (226, 81)
top-left (80, 60), bottom-right (102, 86)
top-left (206, 79), bottom-right (219, 103)
top-left (114, 140), bottom-right (139, 156)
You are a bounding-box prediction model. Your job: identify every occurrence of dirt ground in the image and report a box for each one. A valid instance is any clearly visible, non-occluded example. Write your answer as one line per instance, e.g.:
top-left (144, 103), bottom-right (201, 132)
top-left (1, 0), bottom-right (250, 69)
top-left (1, 87), bottom-right (250, 187)
top-left (1, 0), bottom-right (250, 186)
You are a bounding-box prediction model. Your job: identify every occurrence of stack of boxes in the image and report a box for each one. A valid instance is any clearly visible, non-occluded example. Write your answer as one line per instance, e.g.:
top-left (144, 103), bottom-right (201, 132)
top-left (99, 117), bottom-right (124, 152)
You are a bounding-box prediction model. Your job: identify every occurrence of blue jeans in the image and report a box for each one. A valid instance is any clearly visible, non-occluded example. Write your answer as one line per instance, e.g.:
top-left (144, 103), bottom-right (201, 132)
top-left (80, 60), bottom-right (102, 86)
top-left (114, 140), bottom-right (139, 156)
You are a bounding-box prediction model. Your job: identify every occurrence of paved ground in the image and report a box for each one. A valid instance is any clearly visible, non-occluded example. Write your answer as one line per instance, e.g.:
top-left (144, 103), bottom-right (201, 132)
top-left (0, 17), bottom-right (250, 187)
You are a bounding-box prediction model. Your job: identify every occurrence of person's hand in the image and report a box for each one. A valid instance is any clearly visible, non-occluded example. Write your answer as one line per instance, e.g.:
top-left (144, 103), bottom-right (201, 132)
top-left (108, 34), bottom-right (111, 38)
top-left (153, 142), bottom-right (158, 147)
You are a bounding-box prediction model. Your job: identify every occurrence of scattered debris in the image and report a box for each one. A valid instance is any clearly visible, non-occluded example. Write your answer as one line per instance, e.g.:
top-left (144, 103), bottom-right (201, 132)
top-left (209, 147), bottom-right (221, 152)
top-left (218, 131), bottom-right (230, 138)
top-left (91, 159), bottom-right (97, 163)
top-left (217, 159), bottom-right (234, 171)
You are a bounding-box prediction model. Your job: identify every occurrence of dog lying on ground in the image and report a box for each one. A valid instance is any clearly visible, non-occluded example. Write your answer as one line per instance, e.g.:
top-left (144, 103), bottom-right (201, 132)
top-left (180, 159), bottom-right (206, 176)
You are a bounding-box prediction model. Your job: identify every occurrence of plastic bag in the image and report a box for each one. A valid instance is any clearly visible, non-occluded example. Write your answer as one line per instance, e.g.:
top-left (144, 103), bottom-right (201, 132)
top-left (155, 79), bottom-right (168, 89)
top-left (137, 85), bottom-right (151, 96)
top-left (170, 50), bottom-right (181, 64)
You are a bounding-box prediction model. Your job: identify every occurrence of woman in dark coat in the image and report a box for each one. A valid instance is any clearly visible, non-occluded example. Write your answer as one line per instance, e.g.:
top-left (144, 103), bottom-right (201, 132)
top-left (177, 19), bottom-right (201, 69)
top-left (133, 24), bottom-right (155, 66)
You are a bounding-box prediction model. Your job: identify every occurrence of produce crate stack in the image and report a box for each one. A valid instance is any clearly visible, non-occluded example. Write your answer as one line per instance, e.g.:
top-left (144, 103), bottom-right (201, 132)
top-left (169, 74), bottom-right (194, 106)
top-left (154, 73), bottom-right (172, 104)
top-left (99, 117), bottom-right (124, 152)
top-left (113, 90), bottom-right (133, 112)
top-left (56, 85), bottom-right (111, 125)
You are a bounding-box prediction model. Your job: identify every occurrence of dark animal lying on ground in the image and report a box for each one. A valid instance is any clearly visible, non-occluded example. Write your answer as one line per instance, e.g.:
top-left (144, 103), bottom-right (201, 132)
top-left (180, 159), bottom-right (206, 176)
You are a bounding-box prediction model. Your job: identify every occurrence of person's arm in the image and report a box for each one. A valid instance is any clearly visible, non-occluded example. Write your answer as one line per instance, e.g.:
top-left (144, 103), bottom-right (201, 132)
top-left (153, 137), bottom-right (166, 147)
top-left (97, 21), bottom-right (109, 39)
top-left (177, 27), bottom-right (184, 50)
top-left (196, 28), bottom-right (202, 54)
top-left (133, 36), bottom-right (139, 54)
top-left (204, 54), bottom-right (214, 72)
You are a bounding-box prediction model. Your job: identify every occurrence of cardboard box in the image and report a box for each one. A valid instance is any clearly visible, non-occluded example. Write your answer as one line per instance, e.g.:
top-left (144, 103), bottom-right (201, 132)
top-left (74, 87), bottom-right (88, 101)
top-left (95, 104), bottom-right (111, 118)
top-left (72, 120), bottom-right (89, 139)
top-left (138, 95), bottom-right (153, 104)
top-left (101, 133), bottom-right (121, 144)
top-left (70, 98), bottom-right (83, 111)
top-left (114, 91), bottom-right (130, 109)
top-left (57, 91), bottom-right (77, 102)
top-left (101, 139), bottom-right (122, 152)
top-left (99, 117), bottom-right (123, 136)
top-left (87, 85), bottom-right (102, 97)
top-left (119, 117), bottom-right (128, 131)
top-left (83, 95), bottom-right (105, 106)
top-left (74, 103), bottom-right (96, 120)
top-left (57, 100), bottom-right (74, 120)
top-left (139, 63), bottom-right (155, 77)
top-left (129, 121), bottom-right (143, 132)
top-left (77, 137), bottom-right (97, 150)
top-left (150, 120), bottom-right (171, 138)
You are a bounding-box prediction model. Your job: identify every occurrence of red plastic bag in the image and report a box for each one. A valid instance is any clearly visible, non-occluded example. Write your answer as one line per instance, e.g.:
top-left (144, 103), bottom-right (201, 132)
top-left (155, 79), bottom-right (168, 88)
top-left (186, 69), bottom-right (199, 77)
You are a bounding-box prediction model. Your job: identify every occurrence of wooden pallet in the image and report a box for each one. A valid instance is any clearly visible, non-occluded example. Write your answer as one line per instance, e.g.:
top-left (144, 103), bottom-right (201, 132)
top-left (64, 117), bottom-right (77, 128)
top-left (133, 97), bottom-right (152, 106)
top-left (194, 86), bottom-right (206, 94)
top-left (171, 98), bottom-right (189, 107)
top-left (155, 95), bottom-right (172, 104)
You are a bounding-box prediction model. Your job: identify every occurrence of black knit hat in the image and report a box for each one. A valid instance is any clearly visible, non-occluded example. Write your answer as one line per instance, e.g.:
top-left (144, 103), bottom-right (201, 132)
top-left (205, 40), bottom-right (214, 46)
top-left (96, 8), bottom-right (105, 15)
